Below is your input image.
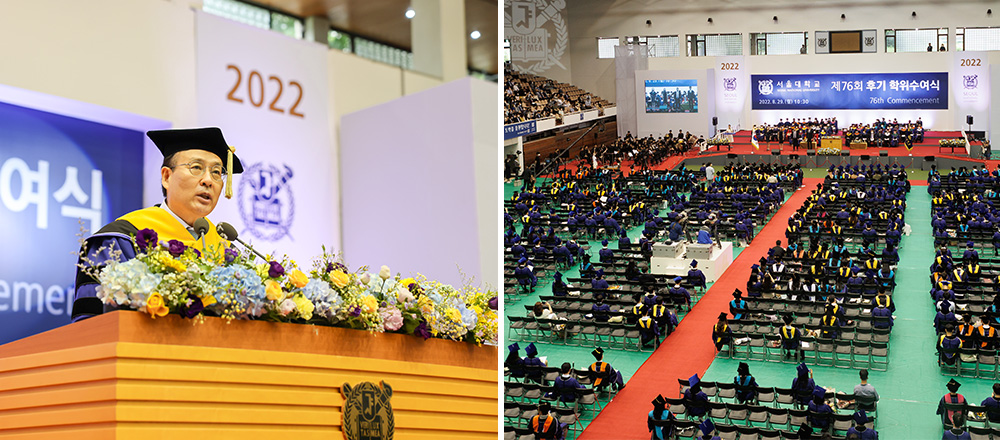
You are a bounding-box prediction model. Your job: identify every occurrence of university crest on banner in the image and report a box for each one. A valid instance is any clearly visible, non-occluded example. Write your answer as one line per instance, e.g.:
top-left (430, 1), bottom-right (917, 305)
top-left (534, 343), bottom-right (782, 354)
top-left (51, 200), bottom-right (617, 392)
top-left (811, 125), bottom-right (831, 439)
top-left (964, 74), bottom-right (978, 89)
top-left (342, 381), bottom-right (395, 440)
top-left (504, 0), bottom-right (568, 74)
top-left (238, 162), bottom-right (295, 241)
top-left (724, 77), bottom-right (737, 92)
top-left (758, 80), bottom-right (774, 96)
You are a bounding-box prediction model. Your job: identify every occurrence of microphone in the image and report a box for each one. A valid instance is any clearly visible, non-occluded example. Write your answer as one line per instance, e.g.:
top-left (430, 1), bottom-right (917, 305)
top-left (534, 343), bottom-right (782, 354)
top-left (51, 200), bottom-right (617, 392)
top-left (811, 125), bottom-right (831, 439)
top-left (193, 218), bottom-right (210, 251)
top-left (217, 222), bottom-right (268, 262)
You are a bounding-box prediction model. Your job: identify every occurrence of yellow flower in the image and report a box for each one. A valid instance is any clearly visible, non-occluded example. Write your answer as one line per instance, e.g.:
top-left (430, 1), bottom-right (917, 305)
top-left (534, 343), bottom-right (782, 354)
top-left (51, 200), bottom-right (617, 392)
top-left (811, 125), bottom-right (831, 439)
top-left (157, 253), bottom-right (187, 272)
top-left (292, 295), bottom-right (315, 320)
top-left (265, 280), bottom-right (285, 301)
top-left (289, 269), bottom-right (309, 288)
top-left (199, 294), bottom-right (217, 307)
top-left (330, 270), bottom-right (350, 288)
top-left (399, 277), bottom-right (416, 288)
top-left (362, 295), bottom-right (379, 314)
top-left (146, 293), bottom-right (169, 318)
top-left (445, 308), bottom-right (461, 322)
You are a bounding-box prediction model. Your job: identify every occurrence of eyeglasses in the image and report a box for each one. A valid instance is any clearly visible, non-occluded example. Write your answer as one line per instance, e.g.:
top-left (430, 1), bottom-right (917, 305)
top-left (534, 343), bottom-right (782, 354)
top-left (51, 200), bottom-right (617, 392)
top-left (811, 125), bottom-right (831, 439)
top-left (172, 162), bottom-right (226, 183)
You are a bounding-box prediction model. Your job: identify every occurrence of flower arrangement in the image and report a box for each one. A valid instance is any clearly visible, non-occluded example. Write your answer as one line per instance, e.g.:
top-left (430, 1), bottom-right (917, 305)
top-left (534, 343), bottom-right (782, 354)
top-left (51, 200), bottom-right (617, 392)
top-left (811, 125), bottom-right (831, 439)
top-left (939, 138), bottom-right (967, 148)
top-left (83, 230), bottom-right (498, 346)
top-left (817, 146), bottom-right (841, 155)
top-left (706, 137), bottom-right (730, 146)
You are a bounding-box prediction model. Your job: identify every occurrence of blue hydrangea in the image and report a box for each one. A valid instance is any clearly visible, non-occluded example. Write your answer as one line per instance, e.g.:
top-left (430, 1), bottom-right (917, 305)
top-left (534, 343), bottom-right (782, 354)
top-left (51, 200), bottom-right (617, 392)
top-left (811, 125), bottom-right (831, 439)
top-left (208, 265), bottom-right (265, 301)
top-left (100, 259), bottom-right (162, 296)
top-left (459, 304), bottom-right (478, 329)
top-left (302, 279), bottom-right (334, 301)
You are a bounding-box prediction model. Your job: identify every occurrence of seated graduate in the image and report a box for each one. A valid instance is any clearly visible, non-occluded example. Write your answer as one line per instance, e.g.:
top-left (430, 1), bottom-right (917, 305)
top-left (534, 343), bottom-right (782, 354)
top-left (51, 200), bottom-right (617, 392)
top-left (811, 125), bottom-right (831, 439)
top-left (937, 379), bottom-right (967, 427)
top-left (530, 402), bottom-right (565, 440)
top-left (697, 419), bottom-right (721, 440)
top-left (551, 271), bottom-right (569, 297)
top-left (791, 363), bottom-right (816, 406)
top-left (688, 260), bottom-right (707, 291)
top-left (637, 308), bottom-right (660, 349)
top-left (591, 293), bottom-right (612, 323)
top-left (550, 362), bottom-right (585, 403)
top-left (734, 362), bottom-right (759, 404)
top-left (522, 343), bottom-right (546, 383)
top-left (588, 347), bottom-right (624, 392)
top-left (846, 410), bottom-right (878, 440)
top-left (684, 374), bottom-right (710, 418)
top-left (807, 394), bottom-right (833, 431)
top-left (729, 289), bottom-right (748, 320)
top-left (73, 127), bottom-right (243, 321)
top-left (668, 276), bottom-right (691, 311)
top-left (712, 312), bottom-right (732, 352)
top-left (779, 314), bottom-right (803, 361)
top-left (504, 343), bottom-right (525, 378)
top-left (938, 324), bottom-right (963, 366)
top-left (647, 394), bottom-right (676, 440)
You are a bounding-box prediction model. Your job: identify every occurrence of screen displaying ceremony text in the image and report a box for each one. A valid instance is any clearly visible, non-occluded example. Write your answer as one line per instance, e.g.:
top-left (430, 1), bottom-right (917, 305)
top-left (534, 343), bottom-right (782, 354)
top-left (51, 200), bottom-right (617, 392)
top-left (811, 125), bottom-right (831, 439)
top-left (645, 79), bottom-right (699, 113)
top-left (751, 72), bottom-right (948, 110)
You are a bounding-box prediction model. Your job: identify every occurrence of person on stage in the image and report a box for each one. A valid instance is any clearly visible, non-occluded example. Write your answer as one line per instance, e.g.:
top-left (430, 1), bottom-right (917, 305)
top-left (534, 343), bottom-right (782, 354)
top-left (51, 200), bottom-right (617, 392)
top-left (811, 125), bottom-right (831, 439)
top-left (72, 127), bottom-right (243, 322)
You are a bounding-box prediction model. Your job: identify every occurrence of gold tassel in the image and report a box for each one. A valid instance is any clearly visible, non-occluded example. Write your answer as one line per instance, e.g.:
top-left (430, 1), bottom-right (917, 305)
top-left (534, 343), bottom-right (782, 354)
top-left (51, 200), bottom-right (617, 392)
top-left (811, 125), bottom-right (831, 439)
top-left (225, 145), bottom-right (235, 199)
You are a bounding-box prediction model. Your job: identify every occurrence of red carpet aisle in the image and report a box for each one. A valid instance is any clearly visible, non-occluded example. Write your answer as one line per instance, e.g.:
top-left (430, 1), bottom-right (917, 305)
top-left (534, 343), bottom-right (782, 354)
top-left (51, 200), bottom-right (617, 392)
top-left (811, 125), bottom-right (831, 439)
top-left (578, 178), bottom-right (821, 440)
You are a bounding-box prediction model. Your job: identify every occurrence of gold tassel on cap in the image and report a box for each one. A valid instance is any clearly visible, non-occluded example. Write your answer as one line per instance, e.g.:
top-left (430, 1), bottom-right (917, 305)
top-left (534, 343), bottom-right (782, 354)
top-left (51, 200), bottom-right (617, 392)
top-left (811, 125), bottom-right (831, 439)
top-left (225, 145), bottom-right (235, 199)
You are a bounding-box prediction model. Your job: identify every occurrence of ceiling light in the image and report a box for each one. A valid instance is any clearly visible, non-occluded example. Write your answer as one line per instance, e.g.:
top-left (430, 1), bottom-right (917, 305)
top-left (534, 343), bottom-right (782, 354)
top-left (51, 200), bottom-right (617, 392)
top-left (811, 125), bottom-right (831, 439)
top-left (405, 8), bottom-right (415, 19)
top-left (470, 30), bottom-right (481, 40)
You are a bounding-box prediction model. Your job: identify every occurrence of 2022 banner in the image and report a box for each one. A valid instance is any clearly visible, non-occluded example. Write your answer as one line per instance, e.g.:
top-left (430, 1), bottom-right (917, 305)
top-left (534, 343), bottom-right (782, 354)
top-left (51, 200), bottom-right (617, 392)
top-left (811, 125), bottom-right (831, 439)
top-left (751, 73), bottom-right (949, 110)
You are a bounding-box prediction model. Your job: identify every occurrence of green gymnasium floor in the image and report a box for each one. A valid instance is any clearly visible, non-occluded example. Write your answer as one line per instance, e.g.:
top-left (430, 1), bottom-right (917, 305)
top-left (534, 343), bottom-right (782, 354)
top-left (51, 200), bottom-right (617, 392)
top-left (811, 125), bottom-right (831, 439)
top-left (504, 168), bottom-right (990, 438)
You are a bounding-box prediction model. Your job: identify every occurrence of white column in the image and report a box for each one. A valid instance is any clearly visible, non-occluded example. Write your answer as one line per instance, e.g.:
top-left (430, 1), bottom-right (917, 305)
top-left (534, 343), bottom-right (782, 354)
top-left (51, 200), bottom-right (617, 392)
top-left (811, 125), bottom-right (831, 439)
top-left (411, 0), bottom-right (467, 81)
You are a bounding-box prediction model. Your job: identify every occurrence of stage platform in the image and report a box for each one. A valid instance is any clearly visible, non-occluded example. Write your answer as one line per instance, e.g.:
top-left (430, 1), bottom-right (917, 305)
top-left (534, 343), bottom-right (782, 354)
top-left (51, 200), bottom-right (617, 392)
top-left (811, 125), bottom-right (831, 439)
top-left (650, 241), bottom-right (733, 283)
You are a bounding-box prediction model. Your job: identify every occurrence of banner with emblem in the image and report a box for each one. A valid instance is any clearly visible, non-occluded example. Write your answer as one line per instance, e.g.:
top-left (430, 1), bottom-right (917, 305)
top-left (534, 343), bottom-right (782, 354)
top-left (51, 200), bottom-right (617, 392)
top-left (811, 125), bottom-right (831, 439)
top-left (715, 56), bottom-right (747, 132)
top-left (503, 0), bottom-right (571, 81)
top-left (0, 83), bottom-right (165, 344)
top-left (751, 73), bottom-right (948, 110)
top-left (952, 51), bottom-right (990, 131)
top-left (195, 12), bottom-right (336, 262)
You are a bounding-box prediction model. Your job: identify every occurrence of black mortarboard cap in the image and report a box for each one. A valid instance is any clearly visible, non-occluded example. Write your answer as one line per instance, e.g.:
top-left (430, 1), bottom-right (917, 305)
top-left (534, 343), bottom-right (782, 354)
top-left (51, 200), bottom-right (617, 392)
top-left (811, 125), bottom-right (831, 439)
top-left (652, 394), bottom-right (666, 407)
top-left (948, 378), bottom-right (961, 392)
top-left (148, 127), bottom-right (244, 199)
top-left (592, 347), bottom-right (604, 359)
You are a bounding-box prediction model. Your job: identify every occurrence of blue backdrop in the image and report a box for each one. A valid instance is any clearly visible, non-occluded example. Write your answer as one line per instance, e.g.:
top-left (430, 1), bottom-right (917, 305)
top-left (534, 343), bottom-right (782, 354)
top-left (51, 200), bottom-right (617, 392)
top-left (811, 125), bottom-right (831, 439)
top-left (0, 101), bottom-right (144, 344)
top-left (750, 72), bottom-right (948, 110)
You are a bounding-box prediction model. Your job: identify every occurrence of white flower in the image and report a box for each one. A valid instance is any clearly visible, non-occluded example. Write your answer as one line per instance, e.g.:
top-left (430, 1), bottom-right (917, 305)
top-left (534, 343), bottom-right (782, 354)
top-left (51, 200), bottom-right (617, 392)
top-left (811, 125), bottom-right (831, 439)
top-left (360, 273), bottom-right (371, 285)
top-left (279, 298), bottom-right (296, 316)
top-left (397, 287), bottom-right (415, 305)
top-left (114, 290), bottom-right (129, 305)
top-left (379, 265), bottom-right (391, 280)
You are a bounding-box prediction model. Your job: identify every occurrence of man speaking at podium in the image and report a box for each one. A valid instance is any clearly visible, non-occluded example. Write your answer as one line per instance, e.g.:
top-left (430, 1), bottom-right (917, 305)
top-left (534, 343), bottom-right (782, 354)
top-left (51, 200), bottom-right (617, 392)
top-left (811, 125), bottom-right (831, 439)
top-left (71, 127), bottom-right (243, 322)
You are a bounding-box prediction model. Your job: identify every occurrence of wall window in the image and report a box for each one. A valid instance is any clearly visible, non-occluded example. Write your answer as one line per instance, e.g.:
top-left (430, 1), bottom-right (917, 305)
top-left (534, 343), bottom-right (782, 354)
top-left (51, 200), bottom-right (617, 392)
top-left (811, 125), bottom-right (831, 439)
top-left (354, 37), bottom-right (412, 70)
top-left (646, 36), bottom-right (681, 57)
top-left (687, 34), bottom-right (742, 57)
top-left (885, 28), bottom-right (946, 52)
top-left (750, 32), bottom-right (808, 55)
top-left (597, 37), bottom-right (620, 59)
top-left (328, 30), bottom-right (353, 53)
top-left (504, 39), bottom-right (511, 62)
top-left (270, 11), bottom-right (303, 39)
top-left (960, 27), bottom-right (1000, 51)
top-left (203, 0), bottom-right (270, 31)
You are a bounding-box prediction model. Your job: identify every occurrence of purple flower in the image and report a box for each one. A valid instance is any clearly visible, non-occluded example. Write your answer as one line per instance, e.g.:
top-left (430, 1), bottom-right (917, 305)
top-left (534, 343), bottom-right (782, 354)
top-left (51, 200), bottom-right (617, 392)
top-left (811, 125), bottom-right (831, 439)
top-left (408, 283), bottom-right (424, 296)
top-left (136, 229), bottom-right (158, 252)
top-left (268, 261), bottom-right (285, 278)
top-left (488, 296), bottom-right (498, 310)
top-left (350, 305), bottom-right (362, 317)
top-left (224, 248), bottom-right (238, 264)
top-left (326, 261), bottom-right (347, 273)
top-left (414, 320), bottom-right (431, 340)
top-left (191, 248), bottom-right (201, 258)
top-left (167, 240), bottom-right (186, 257)
top-left (182, 294), bottom-right (204, 318)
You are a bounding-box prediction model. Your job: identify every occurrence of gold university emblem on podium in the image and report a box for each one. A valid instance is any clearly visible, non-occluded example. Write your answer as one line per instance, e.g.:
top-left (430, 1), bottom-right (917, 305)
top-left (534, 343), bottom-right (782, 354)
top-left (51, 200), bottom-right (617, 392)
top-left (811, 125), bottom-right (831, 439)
top-left (342, 381), bottom-right (394, 440)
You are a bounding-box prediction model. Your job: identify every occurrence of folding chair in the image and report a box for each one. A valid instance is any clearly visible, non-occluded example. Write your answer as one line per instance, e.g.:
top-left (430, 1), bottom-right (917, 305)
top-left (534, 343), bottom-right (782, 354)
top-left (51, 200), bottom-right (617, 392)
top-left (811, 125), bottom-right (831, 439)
top-left (764, 334), bottom-right (784, 361)
top-left (765, 407), bottom-right (788, 430)
top-left (775, 387), bottom-right (796, 407)
top-left (508, 316), bottom-right (527, 341)
top-left (700, 381), bottom-right (719, 399)
top-left (505, 381), bottom-right (525, 400)
top-left (756, 387), bottom-right (776, 406)
top-left (736, 425), bottom-right (761, 440)
top-left (745, 404), bottom-right (768, 426)
top-left (504, 401), bottom-right (521, 424)
top-left (835, 392), bottom-right (857, 412)
top-left (960, 347), bottom-right (980, 378)
top-left (748, 334), bottom-right (768, 361)
top-left (728, 403), bottom-right (750, 425)
top-left (815, 337), bottom-right (836, 366)
top-left (978, 349), bottom-right (999, 379)
top-left (968, 425), bottom-right (991, 440)
top-left (717, 423), bottom-right (740, 440)
top-left (554, 407), bottom-right (579, 438)
top-left (503, 425), bottom-right (517, 440)
top-left (851, 340), bottom-right (872, 370)
top-left (717, 382), bottom-right (737, 402)
top-left (833, 339), bottom-right (853, 368)
top-left (665, 397), bottom-right (687, 417)
top-left (870, 341), bottom-right (889, 371)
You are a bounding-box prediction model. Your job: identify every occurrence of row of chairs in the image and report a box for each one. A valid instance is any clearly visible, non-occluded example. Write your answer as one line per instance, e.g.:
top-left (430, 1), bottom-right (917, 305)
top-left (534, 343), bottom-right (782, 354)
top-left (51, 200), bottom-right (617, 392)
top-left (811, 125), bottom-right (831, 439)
top-left (721, 333), bottom-right (889, 370)
top-left (675, 380), bottom-right (877, 414)
top-left (507, 317), bottom-right (657, 351)
top-left (503, 382), bottom-right (603, 414)
top-left (666, 399), bottom-right (875, 434)
top-left (503, 402), bottom-right (582, 439)
top-left (939, 347), bottom-right (1000, 379)
top-left (730, 317), bottom-right (894, 336)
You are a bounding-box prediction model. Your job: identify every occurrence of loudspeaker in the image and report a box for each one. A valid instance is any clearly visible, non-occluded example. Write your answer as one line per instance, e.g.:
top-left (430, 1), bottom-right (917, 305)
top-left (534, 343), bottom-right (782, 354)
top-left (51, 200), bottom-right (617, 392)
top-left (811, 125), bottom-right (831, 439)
top-left (861, 154), bottom-right (871, 160)
top-left (968, 115), bottom-right (974, 125)
top-left (712, 117), bottom-right (718, 126)
top-left (727, 153), bottom-right (738, 159)
top-left (879, 150), bottom-right (888, 157)
top-left (771, 149), bottom-right (781, 155)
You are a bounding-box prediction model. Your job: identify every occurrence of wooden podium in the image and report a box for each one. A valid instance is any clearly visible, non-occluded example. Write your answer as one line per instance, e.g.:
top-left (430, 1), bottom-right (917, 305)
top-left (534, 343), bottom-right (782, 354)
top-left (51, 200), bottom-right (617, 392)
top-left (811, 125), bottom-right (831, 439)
top-left (0, 311), bottom-right (497, 439)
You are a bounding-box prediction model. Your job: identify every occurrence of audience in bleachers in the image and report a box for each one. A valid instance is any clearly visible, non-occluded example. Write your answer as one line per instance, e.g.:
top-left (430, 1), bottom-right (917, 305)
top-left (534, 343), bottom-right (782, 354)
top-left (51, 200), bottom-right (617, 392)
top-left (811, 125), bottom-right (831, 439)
top-left (504, 64), bottom-right (611, 124)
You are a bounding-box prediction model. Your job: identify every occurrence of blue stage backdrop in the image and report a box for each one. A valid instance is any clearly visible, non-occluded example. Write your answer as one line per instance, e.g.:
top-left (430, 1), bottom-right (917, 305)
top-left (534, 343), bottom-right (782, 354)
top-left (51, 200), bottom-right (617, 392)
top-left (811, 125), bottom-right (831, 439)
top-left (0, 100), bottom-right (145, 344)
top-left (751, 72), bottom-right (948, 110)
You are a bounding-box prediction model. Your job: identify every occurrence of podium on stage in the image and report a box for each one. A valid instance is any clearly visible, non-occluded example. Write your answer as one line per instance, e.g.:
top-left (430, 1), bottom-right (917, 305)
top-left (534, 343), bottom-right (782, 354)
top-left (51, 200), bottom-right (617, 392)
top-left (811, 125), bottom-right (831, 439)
top-left (0, 311), bottom-right (497, 439)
